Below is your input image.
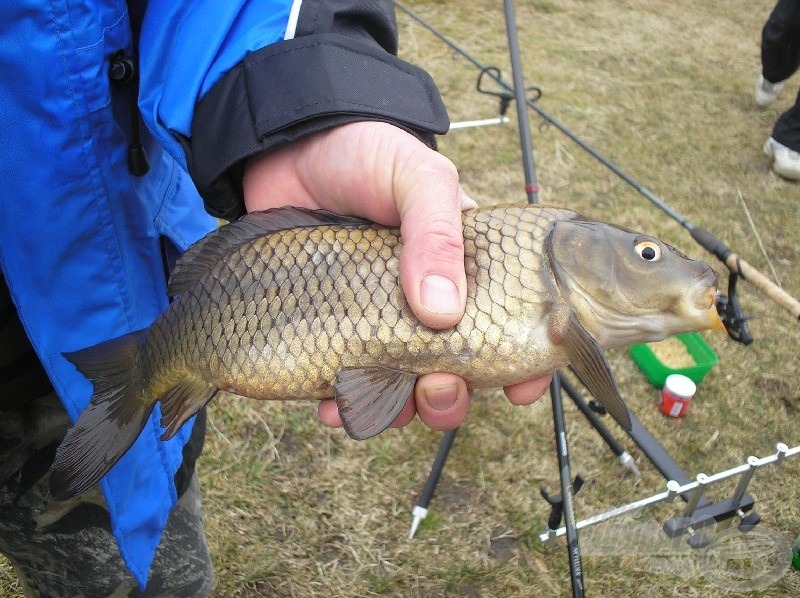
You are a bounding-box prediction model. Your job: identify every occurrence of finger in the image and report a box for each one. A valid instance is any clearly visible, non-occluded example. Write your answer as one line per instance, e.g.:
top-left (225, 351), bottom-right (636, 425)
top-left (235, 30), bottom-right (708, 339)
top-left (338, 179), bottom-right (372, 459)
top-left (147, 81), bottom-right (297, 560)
top-left (413, 372), bottom-right (471, 431)
top-left (503, 374), bottom-right (553, 406)
top-left (392, 143), bottom-right (475, 330)
top-left (319, 392), bottom-right (418, 428)
top-left (317, 400), bottom-right (342, 428)
top-left (317, 382), bottom-right (454, 430)
top-left (319, 394), bottom-right (416, 433)
top-left (388, 394), bottom-right (418, 429)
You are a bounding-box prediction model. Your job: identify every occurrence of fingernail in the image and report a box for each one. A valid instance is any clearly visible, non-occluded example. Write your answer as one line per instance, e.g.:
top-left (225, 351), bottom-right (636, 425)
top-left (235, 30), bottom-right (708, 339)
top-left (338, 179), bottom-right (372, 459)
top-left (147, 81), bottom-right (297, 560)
top-left (461, 195), bottom-right (479, 210)
top-left (425, 384), bottom-right (458, 411)
top-left (420, 274), bottom-right (461, 315)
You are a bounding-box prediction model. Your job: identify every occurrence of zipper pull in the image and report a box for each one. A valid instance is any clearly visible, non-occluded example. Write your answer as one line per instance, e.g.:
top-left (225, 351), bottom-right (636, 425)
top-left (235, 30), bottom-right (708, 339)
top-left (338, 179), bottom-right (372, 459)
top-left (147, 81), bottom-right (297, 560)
top-left (109, 50), bottom-right (150, 176)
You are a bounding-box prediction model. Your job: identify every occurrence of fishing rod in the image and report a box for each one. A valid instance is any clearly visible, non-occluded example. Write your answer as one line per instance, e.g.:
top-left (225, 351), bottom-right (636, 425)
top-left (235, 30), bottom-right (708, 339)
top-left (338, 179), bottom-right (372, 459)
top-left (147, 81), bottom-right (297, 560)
top-left (393, 1), bottom-right (800, 329)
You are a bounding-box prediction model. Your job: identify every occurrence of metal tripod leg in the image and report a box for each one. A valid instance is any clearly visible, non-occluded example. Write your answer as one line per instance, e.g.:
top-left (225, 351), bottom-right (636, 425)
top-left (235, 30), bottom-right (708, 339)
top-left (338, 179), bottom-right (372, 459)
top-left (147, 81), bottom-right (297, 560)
top-left (407, 428), bottom-right (458, 540)
top-left (550, 372), bottom-right (585, 597)
top-left (560, 373), bottom-right (641, 477)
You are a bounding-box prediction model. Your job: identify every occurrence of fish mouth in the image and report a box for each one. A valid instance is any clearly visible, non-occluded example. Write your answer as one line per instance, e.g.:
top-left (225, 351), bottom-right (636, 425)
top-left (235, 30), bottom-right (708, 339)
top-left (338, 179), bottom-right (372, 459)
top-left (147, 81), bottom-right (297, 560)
top-left (702, 289), bottom-right (726, 331)
top-left (693, 268), bottom-right (725, 331)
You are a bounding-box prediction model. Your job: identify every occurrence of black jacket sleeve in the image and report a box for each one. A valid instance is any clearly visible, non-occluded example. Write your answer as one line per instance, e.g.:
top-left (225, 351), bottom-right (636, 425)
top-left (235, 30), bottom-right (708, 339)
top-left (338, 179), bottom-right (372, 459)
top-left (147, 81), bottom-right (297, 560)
top-left (183, 0), bottom-right (450, 220)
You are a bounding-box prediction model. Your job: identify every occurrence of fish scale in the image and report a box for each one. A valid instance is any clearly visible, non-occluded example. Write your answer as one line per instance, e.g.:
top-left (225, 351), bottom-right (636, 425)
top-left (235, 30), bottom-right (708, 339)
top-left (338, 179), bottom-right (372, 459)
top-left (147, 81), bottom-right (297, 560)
top-left (49, 203), bottom-right (723, 500)
top-left (160, 206), bottom-right (569, 400)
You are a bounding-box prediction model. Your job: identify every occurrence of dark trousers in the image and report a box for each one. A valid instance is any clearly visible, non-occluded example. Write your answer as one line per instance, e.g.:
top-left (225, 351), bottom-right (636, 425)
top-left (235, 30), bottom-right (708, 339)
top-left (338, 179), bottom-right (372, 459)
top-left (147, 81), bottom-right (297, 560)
top-left (762, 0), bottom-right (800, 150)
top-left (0, 276), bottom-right (214, 597)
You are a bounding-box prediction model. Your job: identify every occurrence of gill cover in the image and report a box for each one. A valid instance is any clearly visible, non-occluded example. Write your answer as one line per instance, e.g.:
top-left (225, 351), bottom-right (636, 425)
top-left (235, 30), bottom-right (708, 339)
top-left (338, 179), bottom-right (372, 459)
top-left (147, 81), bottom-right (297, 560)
top-left (542, 220), bottom-right (634, 431)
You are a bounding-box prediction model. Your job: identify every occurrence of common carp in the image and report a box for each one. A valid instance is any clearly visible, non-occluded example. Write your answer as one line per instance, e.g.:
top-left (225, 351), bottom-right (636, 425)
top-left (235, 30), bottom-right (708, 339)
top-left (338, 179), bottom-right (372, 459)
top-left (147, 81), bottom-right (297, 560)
top-left (50, 204), bottom-right (723, 499)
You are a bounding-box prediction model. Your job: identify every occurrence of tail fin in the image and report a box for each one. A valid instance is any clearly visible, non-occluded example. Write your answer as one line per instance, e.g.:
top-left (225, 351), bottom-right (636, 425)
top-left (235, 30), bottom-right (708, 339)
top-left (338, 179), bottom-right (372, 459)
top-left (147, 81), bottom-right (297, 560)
top-left (50, 330), bottom-right (155, 501)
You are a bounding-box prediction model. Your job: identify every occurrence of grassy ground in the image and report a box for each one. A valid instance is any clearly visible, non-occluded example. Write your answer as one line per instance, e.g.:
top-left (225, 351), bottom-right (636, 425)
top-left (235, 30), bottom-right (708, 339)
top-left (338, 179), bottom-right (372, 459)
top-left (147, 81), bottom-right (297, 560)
top-left (3, 0), bottom-right (799, 595)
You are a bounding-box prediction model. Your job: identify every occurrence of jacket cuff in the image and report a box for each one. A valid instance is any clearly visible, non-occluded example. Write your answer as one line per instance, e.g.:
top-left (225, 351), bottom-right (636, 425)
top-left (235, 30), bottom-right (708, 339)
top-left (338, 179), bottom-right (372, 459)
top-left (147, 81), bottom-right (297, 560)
top-left (184, 33), bottom-right (450, 220)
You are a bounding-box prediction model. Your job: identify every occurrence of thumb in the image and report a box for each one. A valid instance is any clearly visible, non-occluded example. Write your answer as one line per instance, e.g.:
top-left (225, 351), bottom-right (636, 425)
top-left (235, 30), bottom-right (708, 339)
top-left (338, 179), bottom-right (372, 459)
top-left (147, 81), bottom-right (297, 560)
top-left (394, 145), bottom-right (477, 330)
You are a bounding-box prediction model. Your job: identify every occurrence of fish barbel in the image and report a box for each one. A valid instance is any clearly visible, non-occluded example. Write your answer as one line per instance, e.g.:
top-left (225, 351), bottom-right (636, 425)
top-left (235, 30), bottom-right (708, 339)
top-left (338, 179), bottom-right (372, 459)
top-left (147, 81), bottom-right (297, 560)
top-left (50, 204), bottom-right (723, 499)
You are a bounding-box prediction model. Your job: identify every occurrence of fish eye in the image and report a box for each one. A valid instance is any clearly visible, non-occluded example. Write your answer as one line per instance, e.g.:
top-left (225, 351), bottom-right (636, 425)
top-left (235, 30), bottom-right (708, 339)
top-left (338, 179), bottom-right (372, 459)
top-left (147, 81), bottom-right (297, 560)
top-left (634, 240), bottom-right (662, 262)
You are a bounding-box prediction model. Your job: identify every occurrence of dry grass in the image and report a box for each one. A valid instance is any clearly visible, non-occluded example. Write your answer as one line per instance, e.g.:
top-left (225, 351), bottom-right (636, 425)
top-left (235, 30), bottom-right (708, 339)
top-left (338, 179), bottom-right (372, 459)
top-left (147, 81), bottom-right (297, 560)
top-left (3, 0), bottom-right (800, 595)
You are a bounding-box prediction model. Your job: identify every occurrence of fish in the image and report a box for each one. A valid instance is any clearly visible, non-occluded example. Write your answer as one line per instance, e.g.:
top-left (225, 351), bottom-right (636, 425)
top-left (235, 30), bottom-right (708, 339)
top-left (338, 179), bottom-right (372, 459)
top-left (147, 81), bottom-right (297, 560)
top-left (49, 204), bottom-right (723, 500)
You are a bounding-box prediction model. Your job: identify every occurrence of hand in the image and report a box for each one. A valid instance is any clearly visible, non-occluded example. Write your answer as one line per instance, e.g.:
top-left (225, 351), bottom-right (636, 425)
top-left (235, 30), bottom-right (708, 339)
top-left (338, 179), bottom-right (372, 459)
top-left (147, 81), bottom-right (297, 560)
top-left (243, 122), bottom-right (551, 432)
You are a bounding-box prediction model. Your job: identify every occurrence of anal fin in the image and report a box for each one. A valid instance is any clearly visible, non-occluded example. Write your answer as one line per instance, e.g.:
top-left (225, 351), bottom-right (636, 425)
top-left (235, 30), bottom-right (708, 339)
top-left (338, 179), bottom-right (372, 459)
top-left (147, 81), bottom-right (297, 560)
top-left (159, 377), bottom-right (219, 440)
top-left (551, 308), bottom-right (632, 431)
top-left (334, 366), bottom-right (417, 440)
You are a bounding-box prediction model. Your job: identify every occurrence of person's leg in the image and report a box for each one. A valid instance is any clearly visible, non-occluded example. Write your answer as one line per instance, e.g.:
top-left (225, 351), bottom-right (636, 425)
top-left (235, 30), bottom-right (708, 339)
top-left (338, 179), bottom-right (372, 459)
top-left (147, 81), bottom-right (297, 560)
top-left (761, 0), bottom-right (800, 84)
top-left (756, 0), bottom-right (800, 106)
top-left (764, 88), bottom-right (800, 180)
top-left (0, 392), bottom-right (215, 597)
top-left (773, 89), bottom-right (800, 150)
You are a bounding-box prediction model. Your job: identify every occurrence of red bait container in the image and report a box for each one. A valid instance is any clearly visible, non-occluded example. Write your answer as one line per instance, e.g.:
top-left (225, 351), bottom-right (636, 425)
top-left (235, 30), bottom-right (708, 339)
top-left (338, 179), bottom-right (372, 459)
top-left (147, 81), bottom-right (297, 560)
top-left (659, 374), bottom-right (697, 418)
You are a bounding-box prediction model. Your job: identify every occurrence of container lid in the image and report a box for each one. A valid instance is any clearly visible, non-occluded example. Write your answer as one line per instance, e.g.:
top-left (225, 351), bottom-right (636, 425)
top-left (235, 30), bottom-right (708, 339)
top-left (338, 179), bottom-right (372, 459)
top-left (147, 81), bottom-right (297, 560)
top-left (664, 374), bottom-right (697, 398)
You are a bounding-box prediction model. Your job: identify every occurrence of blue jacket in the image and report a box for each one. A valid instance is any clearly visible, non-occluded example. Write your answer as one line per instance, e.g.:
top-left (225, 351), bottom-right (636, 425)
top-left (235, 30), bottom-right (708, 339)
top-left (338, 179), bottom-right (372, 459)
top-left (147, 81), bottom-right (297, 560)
top-left (0, 0), bottom-right (447, 588)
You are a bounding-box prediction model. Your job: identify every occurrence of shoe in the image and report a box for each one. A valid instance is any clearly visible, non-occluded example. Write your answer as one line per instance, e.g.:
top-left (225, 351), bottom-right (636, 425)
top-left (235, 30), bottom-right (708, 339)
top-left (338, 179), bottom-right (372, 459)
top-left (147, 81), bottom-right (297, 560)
top-left (754, 74), bottom-right (786, 107)
top-left (763, 138), bottom-right (800, 181)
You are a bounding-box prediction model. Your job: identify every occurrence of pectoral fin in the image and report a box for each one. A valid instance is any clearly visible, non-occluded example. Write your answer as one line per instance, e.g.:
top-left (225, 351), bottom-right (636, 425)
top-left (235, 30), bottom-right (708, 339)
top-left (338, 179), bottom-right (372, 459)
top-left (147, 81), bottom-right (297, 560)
top-left (549, 308), bottom-right (632, 431)
top-left (334, 366), bottom-right (418, 440)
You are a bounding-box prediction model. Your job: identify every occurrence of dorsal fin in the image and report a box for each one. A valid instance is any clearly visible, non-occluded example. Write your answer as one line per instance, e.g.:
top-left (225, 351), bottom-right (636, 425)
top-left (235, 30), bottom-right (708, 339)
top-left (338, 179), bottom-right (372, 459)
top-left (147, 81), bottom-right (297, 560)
top-left (167, 206), bottom-right (371, 296)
